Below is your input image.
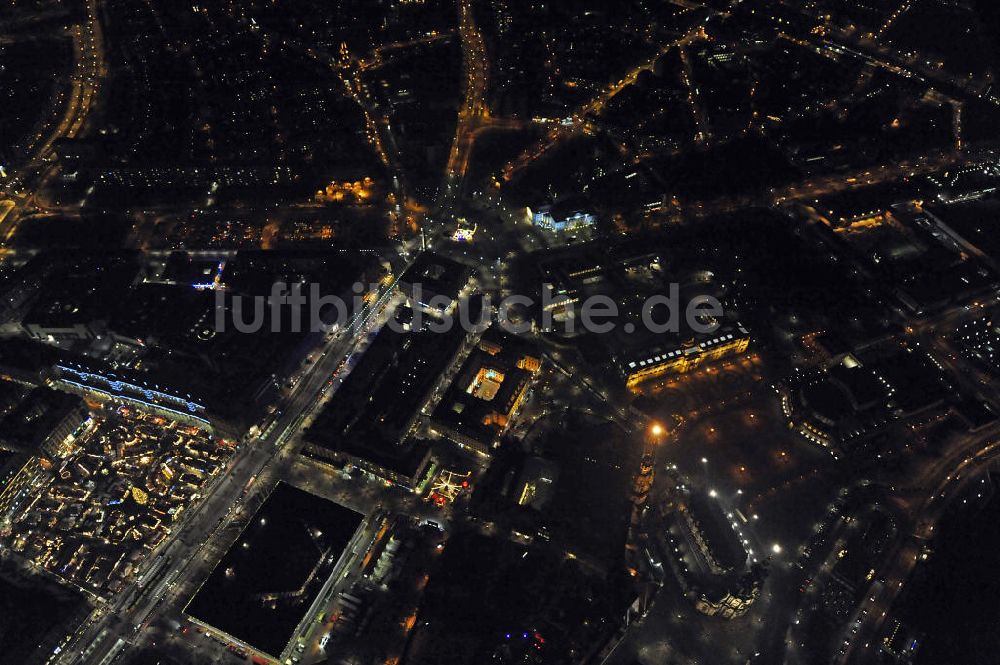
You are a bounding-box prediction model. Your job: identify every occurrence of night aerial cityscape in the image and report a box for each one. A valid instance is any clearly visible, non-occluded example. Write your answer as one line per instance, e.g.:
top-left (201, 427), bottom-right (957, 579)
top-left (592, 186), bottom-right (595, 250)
top-left (3, 1), bottom-right (1000, 664)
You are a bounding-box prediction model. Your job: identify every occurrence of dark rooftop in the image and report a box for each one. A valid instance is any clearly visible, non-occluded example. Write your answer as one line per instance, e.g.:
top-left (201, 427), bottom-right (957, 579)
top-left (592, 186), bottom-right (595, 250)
top-left (400, 252), bottom-right (472, 303)
top-left (0, 387), bottom-right (85, 455)
top-left (687, 492), bottom-right (747, 572)
top-left (184, 483), bottom-right (364, 658)
top-left (221, 248), bottom-right (380, 297)
top-left (306, 310), bottom-right (467, 456)
top-left (21, 251), bottom-right (141, 330)
top-left (828, 363), bottom-right (890, 411)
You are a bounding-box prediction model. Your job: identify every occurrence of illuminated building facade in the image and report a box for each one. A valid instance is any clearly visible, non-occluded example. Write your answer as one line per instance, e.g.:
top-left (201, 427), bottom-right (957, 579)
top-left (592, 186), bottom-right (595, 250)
top-left (50, 362), bottom-right (212, 430)
top-left (530, 205), bottom-right (596, 234)
top-left (694, 582), bottom-right (761, 620)
top-left (621, 326), bottom-right (751, 389)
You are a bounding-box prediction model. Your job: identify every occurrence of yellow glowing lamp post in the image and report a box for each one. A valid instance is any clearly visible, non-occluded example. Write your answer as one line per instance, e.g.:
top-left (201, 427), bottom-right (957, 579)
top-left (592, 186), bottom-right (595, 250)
top-left (647, 422), bottom-right (666, 448)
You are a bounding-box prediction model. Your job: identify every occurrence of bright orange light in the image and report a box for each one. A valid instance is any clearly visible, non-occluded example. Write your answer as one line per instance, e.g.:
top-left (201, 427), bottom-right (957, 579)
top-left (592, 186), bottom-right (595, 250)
top-left (650, 423), bottom-right (664, 437)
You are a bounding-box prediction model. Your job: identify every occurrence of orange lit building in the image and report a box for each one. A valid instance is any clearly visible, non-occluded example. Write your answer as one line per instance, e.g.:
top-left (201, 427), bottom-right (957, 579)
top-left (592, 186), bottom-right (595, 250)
top-left (619, 325), bottom-right (751, 389)
top-left (430, 328), bottom-right (541, 455)
top-left (315, 176), bottom-right (376, 204)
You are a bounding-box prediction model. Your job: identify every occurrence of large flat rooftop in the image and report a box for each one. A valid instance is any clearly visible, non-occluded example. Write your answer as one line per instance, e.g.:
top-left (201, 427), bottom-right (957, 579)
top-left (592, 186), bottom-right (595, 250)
top-left (306, 310), bottom-right (466, 454)
top-left (185, 482), bottom-right (364, 658)
top-left (0, 570), bottom-right (86, 665)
